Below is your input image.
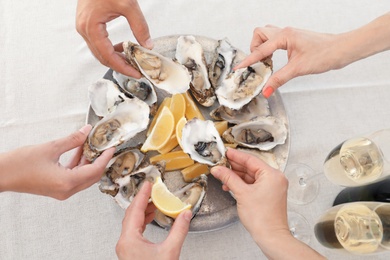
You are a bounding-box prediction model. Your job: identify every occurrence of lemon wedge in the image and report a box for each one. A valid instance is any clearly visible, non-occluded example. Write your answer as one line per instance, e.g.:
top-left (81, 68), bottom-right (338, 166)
top-left (175, 116), bottom-right (187, 149)
top-left (151, 176), bottom-right (191, 219)
top-left (141, 106), bottom-right (174, 152)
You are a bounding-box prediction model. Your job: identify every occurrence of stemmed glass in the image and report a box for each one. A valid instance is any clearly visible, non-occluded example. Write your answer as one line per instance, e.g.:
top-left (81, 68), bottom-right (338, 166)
top-left (284, 163), bottom-right (321, 205)
top-left (287, 211), bottom-right (311, 244)
top-left (285, 128), bottom-right (390, 205)
top-left (314, 202), bottom-right (390, 254)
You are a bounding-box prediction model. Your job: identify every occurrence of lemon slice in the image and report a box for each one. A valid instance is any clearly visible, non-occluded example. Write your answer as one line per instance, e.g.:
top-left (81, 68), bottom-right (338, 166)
top-left (151, 176), bottom-right (191, 219)
top-left (183, 91), bottom-right (205, 120)
top-left (181, 163), bottom-right (210, 182)
top-left (170, 93), bottom-right (186, 125)
top-left (157, 133), bottom-right (179, 154)
top-left (147, 97), bottom-right (171, 136)
top-left (150, 150), bottom-right (194, 171)
top-left (214, 120), bottom-right (228, 135)
top-left (175, 117), bottom-right (187, 149)
top-left (141, 106), bottom-right (174, 152)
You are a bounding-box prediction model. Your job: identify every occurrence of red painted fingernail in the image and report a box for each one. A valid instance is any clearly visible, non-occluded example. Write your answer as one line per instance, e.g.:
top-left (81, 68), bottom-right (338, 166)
top-left (262, 86), bottom-right (274, 98)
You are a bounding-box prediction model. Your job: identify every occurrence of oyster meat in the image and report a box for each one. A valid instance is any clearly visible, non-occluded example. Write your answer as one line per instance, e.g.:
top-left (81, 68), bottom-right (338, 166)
top-left (215, 62), bottom-right (272, 110)
top-left (123, 41), bottom-right (191, 94)
top-left (208, 38), bottom-right (238, 88)
top-left (99, 148), bottom-right (145, 196)
top-left (83, 98), bottom-right (150, 161)
top-left (114, 162), bottom-right (165, 209)
top-left (181, 118), bottom-right (227, 166)
top-left (210, 94), bottom-right (271, 124)
top-left (112, 71), bottom-right (157, 111)
top-left (175, 35), bottom-right (215, 107)
top-left (223, 116), bottom-right (287, 151)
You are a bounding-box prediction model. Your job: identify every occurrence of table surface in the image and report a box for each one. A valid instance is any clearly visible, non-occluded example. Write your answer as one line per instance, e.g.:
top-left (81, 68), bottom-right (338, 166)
top-left (1, 0), bottom-right (390, 259)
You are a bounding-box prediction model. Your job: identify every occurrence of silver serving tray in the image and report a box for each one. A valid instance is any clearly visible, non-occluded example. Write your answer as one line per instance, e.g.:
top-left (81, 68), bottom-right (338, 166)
top-left (86, 35), bottom-right (290, 232)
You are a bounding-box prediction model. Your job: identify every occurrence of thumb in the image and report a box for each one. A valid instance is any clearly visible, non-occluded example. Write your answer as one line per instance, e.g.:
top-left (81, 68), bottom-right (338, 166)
top-left (53, 125), bottom-right (92, 155)
top-left (261, 64), bottom-right (295, 98)
top-left (123, 3), bottom-right (153, 49)
top-left (163, 210), bottom-right (191, 251)
top-left (210, 166), bottom-right (247, 195)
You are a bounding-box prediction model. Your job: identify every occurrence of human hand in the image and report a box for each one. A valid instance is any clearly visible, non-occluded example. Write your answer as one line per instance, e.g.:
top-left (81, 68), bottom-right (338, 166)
top-left (236, 26), bottom-right (342, 98)
top-left (210, 148), bottom-right (290, 241)
top-left (0, 125), bottom-right (115, 200)
top-left (116, 181), bottom-right (192, 260)
top-left (76, 0), bottom-right (152, 77)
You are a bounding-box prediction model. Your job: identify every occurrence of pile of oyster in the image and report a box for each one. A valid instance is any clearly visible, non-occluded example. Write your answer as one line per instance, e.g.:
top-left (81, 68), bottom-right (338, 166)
top-left (83, 35), bottom-right (287, 229)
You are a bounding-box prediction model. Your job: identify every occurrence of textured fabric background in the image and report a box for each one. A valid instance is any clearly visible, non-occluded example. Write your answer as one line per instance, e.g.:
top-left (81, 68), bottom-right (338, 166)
top-left (1, 0), bottom-right (390, 259)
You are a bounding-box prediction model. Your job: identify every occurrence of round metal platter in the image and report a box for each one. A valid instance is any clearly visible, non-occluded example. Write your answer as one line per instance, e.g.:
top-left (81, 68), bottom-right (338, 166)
top-left (86, 35), bottom-right (290, 233)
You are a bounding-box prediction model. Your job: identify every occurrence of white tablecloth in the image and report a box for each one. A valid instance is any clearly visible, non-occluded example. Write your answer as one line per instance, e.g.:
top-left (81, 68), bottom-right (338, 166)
top-left (1, 0), bottom-right (390, 259)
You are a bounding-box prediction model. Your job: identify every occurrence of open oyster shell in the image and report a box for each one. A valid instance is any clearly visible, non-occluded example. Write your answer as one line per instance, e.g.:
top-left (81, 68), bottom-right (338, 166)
top-left (223, 116), bottom-right (287, 151)
top-left (88, 79), bottom-right (132, 117)
top-left (215, 62), bottom-right (272, 110)
top-left (208, 38), bottom-right (238, 88)
top-left (123, 41), bottom-right (191, 94)
top-left (112, 71), bottom-right (158, 113)
top-left (175, 35), bottom-right (215, 107)
top-left (114, 162), bottom-right (166, 209)
top-left (99, 148), bottom-right (145, 196)
top-left (210, 95), bottom-right (271, 124)
top-left (181, 118), bottom-right (227, 166)
top-left (83, 98), bottom-right (150, 161)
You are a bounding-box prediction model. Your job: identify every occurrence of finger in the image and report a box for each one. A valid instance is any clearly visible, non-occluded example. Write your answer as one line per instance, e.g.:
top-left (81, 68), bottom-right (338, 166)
top-left (234, 40), bottom-right (279, 70)
top-left (123, 2), bottom-right (153, 49)
top-left (122, 181), bottom-right (152, 236)
top-left (67, 148), bottom-right (115, 193)
top-left (226, 149), bottom-right (271, 179)
top-left (249, 28), bottom-right (268, 52)
top-left (88, 23), bottom-right (142, 78)
top-left (210, 166), bottom-right (247, 195)
top-left (67, 145), bottom-right (84, 169)
top-left (261, 63), bottom-right (296, 98)
top-left (52, 125), bottom-right (92, 156)
top-left (163, 210), bottom-right (191, 250)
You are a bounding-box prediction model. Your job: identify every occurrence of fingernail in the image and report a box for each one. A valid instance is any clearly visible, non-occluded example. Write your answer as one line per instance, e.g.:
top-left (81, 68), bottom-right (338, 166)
top-left (262, 86), bottom-right (274, 98)
top-left (183, 210), bottom-right (192, 221)
top-left (145, 38), bottom-right (154, 49)
top-left (210, 166), bottom-right (219, 175)
top-left (79, 124), bottom-right (92, 135)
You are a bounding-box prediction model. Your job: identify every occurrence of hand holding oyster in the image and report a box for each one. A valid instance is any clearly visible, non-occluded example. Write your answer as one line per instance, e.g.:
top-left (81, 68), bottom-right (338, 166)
top-left (83, 35), bottom-right (289, 232)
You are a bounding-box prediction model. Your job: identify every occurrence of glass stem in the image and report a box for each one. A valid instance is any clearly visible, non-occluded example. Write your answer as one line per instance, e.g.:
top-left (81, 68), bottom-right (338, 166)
top-left (299, 173), bottom-right (322, 186)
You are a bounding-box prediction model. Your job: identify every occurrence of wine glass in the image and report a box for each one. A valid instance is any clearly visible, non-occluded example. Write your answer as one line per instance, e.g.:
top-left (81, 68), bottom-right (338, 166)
top-left (285, 128), bottom-right (390, 205)
top-left (323, 128), bottom-right (390, 187)
top-left (284, 163), bottom-right (321, 205)
top-left (287, 211), bottom-right (311, 244)
top-left (314, 202), bottom-right (390, 254)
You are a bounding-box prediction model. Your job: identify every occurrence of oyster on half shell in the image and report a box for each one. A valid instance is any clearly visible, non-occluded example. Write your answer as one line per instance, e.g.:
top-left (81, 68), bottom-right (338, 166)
top-left (99, 148), bottom-right (145, 196)
top-left (181, 118), bottom-right (227, 166)
top-left (208, 38), bottom-right (238, 89)
top-left (83, 98), bottom-right (150, 161)
top-left (175, 35), bottom-right (215, 107)
top-left (210, 94), bottom-right (271, 124)
top-left (123, 41), bottom-right (191, 94)
top-left (215, 62), bottom-right (272, 110)
top-left (114, 162), bottom-right (166, 209)
top-left (223, 116), bottom-right (287, 151)
top-left (113, 71), bottom-right (158, 112)
top-left (88, 79), bottom-right (132, 117)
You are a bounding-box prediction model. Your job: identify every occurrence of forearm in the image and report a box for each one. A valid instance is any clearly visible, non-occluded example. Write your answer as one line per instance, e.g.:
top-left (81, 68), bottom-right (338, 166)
top-left (334, 12), bottom-right (390, 69)
top-left (0, 150), bottom-right (19, 193)
top-left (253, 231), bottom-right (326, 260)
